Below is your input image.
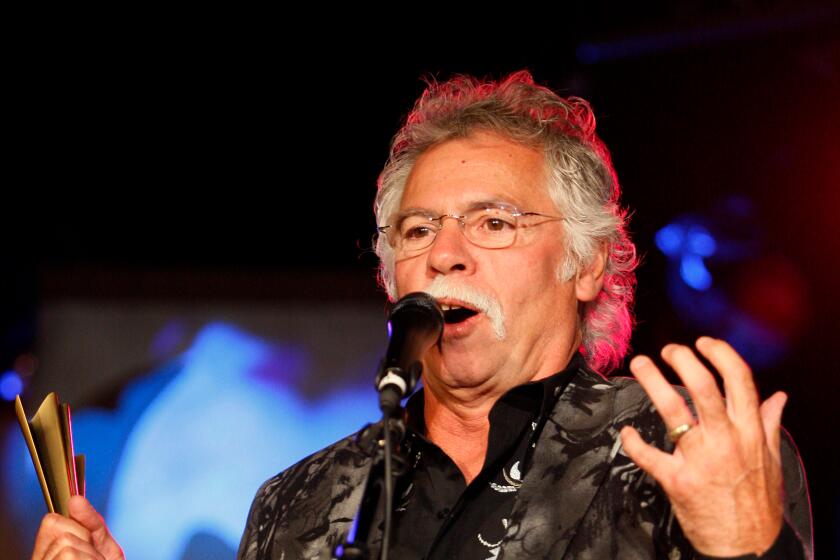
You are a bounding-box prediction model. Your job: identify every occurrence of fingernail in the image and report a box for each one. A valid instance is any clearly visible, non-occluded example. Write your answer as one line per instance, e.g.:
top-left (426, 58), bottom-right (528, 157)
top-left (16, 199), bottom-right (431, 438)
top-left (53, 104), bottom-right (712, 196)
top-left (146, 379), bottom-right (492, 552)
top-left (696, 336), bottom-right (714, 348)
top-left (631, 355), bottom-right (650, 367)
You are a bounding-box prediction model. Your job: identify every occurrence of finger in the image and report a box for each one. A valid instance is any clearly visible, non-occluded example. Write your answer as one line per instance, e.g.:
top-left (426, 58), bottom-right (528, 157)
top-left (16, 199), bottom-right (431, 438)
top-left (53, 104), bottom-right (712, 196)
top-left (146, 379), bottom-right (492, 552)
top-left (629, 355), bottom-right (694, 430)
top-left (620, 426), bottom-right (679, 488)
top-left (67, 496), bottom-right (124, 559)
top-left (759, 391), bottom-right (787, 464)
top-left (41, 531), bottom-right (104, 560)
top-left (661, 344), bottom-right (728, 430)
top-left (695, 337), bottom-right (760, 423)
top-left (32, 514), bottom-right (93, 559)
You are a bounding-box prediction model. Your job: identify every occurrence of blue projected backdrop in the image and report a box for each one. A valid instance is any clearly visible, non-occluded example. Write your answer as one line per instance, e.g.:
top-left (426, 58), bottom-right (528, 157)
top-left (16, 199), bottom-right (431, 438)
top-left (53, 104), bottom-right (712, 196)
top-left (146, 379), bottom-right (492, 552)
top-left (4, 322), bottom-right (380, 560)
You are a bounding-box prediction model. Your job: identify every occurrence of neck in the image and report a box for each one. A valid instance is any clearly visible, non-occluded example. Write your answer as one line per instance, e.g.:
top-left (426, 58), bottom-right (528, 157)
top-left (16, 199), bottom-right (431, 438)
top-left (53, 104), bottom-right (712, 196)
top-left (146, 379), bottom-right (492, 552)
top-left (423, 387), bottom-right (494, 485)
top-left (420, 344), bottom-right (578, 484)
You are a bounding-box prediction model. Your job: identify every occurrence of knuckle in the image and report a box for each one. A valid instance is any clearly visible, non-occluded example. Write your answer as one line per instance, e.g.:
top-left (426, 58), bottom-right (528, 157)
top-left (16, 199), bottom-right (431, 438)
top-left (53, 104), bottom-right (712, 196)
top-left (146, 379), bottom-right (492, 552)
top-left (658, 398), bottom-right (687, 419)
top-left (695, 381), bottom-right (719, 401)
top-left (57, 533), bottom-right (79, 548)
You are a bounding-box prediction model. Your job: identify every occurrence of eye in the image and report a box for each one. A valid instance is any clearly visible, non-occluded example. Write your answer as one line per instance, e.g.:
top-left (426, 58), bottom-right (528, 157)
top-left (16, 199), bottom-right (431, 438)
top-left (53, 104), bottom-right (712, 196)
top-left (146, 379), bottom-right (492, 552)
top-left (399, 216), bottom-right (438, 242)
top-left (476, 214), bottom-right (516, 233)
top-left (403, 225), bottom-right (433, 240)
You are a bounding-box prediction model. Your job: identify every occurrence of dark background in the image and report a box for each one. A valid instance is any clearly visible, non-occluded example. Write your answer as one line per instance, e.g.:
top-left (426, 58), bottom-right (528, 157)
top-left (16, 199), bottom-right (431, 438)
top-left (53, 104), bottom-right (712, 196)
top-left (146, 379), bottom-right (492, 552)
top-left (4, 2), bottom-right (838, 556)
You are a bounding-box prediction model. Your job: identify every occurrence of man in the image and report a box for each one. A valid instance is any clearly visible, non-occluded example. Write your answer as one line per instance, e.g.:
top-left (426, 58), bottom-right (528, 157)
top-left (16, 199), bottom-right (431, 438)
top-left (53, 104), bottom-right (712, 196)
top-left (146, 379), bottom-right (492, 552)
top-left (31, 71), bottom-right (812, 559)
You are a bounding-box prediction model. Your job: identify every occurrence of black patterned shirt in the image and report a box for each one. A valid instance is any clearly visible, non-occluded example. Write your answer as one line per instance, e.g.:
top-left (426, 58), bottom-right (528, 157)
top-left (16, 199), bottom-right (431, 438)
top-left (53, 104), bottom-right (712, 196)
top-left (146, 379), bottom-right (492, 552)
top-left (389, 354), bottom-right (580, 559)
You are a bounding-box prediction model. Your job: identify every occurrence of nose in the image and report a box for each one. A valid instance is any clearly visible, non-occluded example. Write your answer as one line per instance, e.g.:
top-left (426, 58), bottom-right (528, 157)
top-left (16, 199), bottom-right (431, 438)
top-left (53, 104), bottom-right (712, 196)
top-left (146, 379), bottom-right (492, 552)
top-left (426, 218), bottom-right (476, 276)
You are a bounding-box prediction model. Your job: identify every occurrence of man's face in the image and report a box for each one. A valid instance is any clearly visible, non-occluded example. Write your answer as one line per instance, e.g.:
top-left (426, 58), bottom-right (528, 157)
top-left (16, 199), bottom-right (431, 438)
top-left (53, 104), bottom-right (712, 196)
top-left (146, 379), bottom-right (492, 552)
top-left (393, 132), bottom-right (588, 395)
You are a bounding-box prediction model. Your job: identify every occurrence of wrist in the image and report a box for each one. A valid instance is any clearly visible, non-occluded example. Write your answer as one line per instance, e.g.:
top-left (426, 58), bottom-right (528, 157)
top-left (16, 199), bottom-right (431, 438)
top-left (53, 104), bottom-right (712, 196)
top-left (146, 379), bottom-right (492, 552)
top-left (695, 522), bottom-right (805, 560)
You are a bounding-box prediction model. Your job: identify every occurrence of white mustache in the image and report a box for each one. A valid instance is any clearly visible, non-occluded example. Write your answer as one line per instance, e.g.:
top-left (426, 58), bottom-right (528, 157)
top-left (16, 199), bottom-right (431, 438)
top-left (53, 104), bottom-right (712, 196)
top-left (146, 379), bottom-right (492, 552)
top-left (424, 275), bottom-right (506, 340)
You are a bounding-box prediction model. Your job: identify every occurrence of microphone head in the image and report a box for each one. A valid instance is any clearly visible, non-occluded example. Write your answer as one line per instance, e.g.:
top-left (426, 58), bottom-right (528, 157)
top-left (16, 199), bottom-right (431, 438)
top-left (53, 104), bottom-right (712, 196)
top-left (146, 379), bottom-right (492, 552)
top-left (376, 292), bottom-right (443, 413)
top-left (388, 292), bottom-right (444, 330)
top-left (382, 291), bottom-right (443, 386)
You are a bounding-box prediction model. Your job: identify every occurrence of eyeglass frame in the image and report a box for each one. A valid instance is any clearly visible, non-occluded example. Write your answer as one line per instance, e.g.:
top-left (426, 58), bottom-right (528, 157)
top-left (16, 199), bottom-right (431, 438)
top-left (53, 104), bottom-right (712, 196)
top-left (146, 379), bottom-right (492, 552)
top-left (377, 201), bottom-right (565, 257)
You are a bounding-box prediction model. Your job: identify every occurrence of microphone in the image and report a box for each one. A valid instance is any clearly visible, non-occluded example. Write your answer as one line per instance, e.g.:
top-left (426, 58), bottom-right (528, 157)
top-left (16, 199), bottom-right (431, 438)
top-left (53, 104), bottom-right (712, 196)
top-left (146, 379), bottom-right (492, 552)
top-left (376, 292), bottom-right (443, 414)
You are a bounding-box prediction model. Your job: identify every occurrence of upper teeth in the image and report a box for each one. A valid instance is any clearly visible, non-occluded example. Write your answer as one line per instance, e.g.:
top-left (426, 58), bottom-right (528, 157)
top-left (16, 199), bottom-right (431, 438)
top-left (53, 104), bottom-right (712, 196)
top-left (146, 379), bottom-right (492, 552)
top-left (440, 304), bottom-right (463, 311)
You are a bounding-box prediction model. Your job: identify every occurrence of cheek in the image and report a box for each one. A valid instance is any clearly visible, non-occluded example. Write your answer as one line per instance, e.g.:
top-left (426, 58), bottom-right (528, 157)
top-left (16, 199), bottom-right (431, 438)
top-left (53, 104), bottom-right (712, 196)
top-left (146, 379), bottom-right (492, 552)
top-left (498, 249), bottom-right (569, 308)
top-left (505, 247), bottom-right (562, 287)
top-left (393, 260), bottom-right (422, 297)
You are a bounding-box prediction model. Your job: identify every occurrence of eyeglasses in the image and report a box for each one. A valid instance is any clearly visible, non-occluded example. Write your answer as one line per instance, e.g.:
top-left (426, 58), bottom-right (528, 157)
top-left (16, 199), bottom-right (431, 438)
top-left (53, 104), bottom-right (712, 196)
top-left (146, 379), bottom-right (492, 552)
top-left (378, 203), bottom-right (564, 258)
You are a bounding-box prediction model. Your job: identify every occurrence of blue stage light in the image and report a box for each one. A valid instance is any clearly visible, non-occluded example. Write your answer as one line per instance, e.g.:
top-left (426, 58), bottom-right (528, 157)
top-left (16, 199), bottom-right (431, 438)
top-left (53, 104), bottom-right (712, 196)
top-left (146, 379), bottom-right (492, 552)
top-left (680, 254), bottom-right (713, 291)
top-left (0, 371), bottom-right (24, 401)
top-left (655, 223), bottom-right (684, 256)
top-left (686, 226), bottom-right (717, 257)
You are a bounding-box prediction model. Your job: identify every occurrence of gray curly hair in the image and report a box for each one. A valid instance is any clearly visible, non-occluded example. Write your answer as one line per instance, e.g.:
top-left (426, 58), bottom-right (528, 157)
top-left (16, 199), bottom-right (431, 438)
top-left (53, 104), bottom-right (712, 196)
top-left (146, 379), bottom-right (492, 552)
top-left (374, 70), bottom-right (638, 374)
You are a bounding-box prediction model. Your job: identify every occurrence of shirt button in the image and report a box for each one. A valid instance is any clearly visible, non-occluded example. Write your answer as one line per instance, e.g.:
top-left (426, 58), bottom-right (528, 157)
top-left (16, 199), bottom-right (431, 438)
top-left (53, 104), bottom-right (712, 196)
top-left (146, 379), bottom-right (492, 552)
top-left (436, 507), bottom-right (450, 520)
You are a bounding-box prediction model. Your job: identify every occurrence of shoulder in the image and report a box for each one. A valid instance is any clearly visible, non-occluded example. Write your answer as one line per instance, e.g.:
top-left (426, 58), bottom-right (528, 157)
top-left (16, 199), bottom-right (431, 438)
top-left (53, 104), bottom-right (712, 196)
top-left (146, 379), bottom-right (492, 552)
top-left (570, 368), bottom-right (676, 417)
top-left (608, 373), bottom-right (690, 409)
top-left (567, 368), bottom-right (690, 449)
top-left (251, 431), bottom-right (367, 515)
top-left (238, 431), bottom-right (371, 559)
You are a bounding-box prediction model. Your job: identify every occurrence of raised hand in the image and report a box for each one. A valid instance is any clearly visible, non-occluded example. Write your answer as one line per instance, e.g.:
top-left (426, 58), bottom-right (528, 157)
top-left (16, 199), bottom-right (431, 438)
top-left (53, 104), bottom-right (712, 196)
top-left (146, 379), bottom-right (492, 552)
top-left (620, 337), bottom-right (786, 557)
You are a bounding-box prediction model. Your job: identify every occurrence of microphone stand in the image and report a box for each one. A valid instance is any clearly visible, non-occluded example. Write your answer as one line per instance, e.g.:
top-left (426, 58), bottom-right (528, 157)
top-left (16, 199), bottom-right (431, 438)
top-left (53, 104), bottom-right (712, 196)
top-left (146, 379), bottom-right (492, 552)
top-left (334, 292), bottom-right (441, 559)
top-left (333, 364), bottom-right (416, 560)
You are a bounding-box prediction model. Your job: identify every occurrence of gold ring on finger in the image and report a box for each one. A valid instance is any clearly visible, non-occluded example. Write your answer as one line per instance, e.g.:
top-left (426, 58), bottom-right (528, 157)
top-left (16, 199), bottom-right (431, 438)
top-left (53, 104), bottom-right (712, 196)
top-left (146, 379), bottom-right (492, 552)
top-left (668, 423), bottom-right (693, 443)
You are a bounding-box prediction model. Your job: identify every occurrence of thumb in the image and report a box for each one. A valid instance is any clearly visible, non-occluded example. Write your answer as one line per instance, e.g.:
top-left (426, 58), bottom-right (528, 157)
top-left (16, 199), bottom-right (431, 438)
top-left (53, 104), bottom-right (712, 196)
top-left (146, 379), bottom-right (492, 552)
top-left (759, 391), bottom-right (787, 464)
top-left (67, 496), bottom-right (104, 533)
top-left (68, 496), bottom-right (124, 559)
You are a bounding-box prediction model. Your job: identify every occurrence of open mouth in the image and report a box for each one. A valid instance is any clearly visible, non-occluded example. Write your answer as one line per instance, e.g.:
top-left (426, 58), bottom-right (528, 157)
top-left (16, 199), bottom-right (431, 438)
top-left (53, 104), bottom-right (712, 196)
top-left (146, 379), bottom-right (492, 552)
top-left (440, 303), bottom-right (479, 324)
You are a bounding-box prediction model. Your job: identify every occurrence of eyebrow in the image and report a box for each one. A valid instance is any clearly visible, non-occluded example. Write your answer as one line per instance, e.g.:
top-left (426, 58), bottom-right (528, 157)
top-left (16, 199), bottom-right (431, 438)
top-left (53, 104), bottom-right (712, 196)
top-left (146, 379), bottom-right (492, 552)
top-left (391, 199), bottom-right (518, 222)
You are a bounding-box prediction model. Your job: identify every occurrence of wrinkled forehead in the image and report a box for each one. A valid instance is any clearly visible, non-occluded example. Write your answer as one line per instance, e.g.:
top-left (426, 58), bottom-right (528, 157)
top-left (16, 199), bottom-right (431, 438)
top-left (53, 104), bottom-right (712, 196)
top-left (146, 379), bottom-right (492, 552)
top-left (395, 134), bottom-right (554, 221)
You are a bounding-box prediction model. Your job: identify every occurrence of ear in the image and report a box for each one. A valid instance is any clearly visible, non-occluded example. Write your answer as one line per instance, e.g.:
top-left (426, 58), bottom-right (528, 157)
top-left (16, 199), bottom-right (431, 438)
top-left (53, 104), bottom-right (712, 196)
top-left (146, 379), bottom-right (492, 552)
top-left (575, 243), bottom-right (607, 302)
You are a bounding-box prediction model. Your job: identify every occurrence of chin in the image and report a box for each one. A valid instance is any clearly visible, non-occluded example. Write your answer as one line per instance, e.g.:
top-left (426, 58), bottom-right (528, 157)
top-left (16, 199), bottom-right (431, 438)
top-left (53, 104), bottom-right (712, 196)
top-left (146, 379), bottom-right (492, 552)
top-left (437, 352), bottom-right (504, 388)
